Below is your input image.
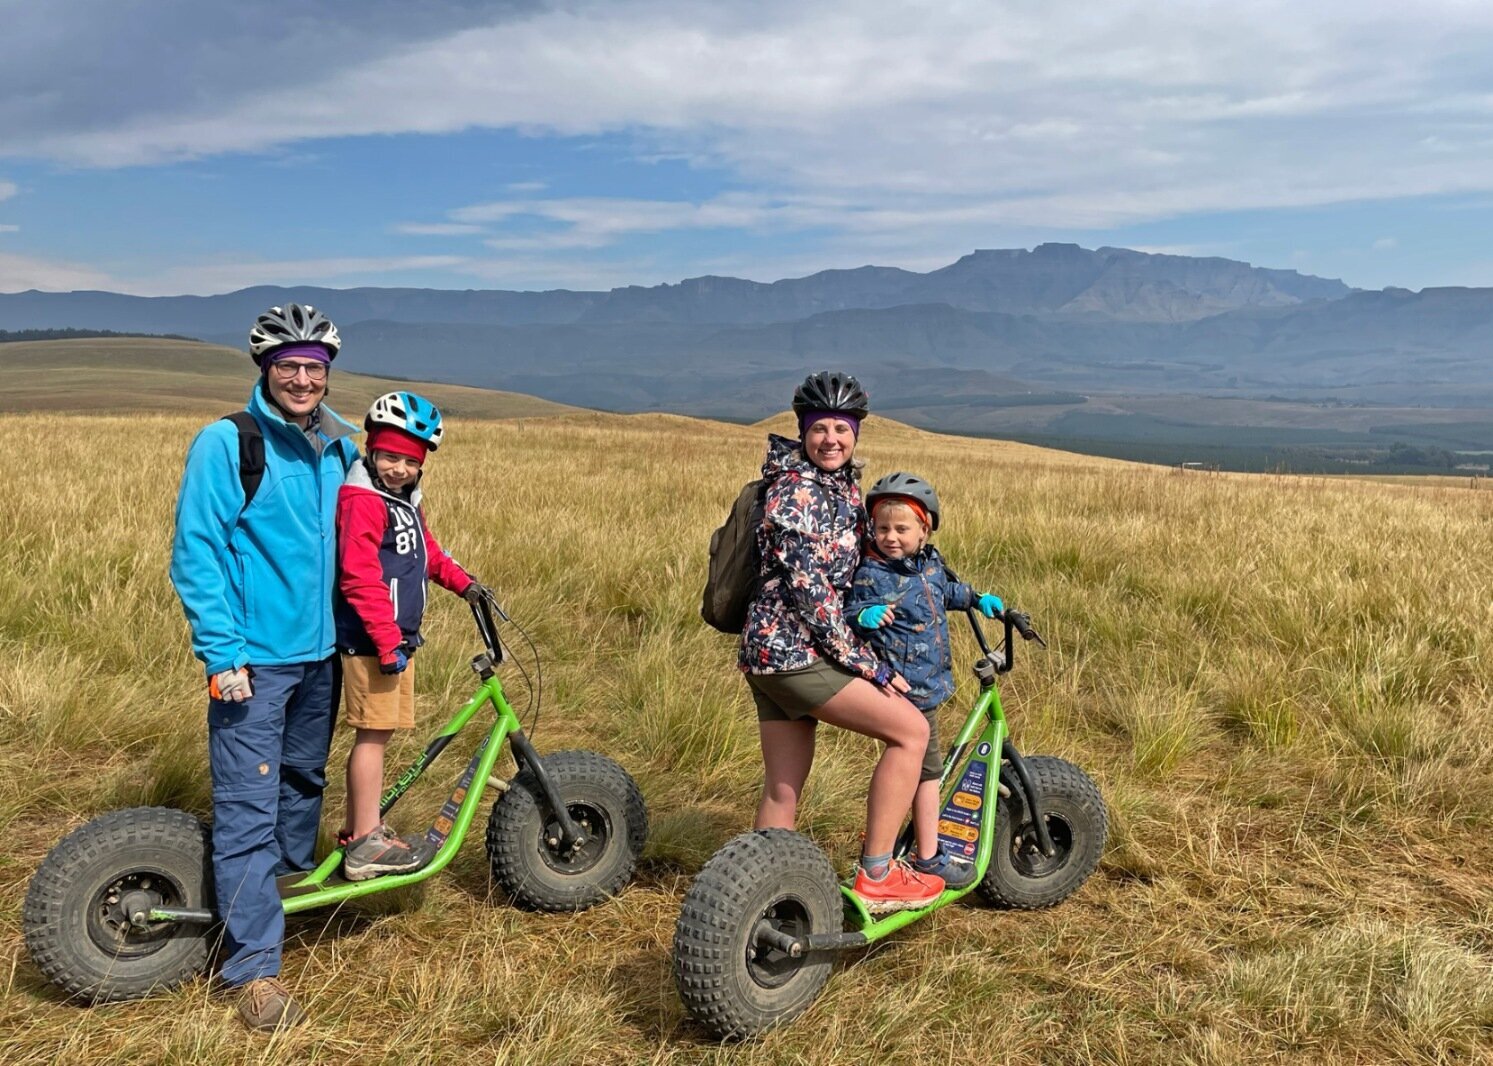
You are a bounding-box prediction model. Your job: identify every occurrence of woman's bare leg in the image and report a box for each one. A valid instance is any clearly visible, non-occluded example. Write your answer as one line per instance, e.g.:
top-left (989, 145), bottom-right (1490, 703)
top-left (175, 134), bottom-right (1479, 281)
top-left (811, 679), bottom-right (928, 855)
top-left (756, 719), bottom-right (817, 830)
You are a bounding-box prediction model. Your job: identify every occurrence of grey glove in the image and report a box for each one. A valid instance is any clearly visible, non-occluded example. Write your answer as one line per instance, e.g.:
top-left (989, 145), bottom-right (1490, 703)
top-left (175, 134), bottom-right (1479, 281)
top-left (210, 667), bottom-right (253, 702)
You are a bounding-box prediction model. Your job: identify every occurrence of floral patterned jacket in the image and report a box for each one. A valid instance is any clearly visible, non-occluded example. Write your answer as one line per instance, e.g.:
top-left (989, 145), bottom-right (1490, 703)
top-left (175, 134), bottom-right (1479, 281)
top-left (738, 434), bottom-right (887, 681)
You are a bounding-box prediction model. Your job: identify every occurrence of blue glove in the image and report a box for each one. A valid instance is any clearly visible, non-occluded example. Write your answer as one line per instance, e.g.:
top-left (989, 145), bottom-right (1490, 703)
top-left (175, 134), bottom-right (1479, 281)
top-left (976, 593), bottom-right (1004, 618)
top-left (857, 605), bottom-right (893, 628)
top-left (379, 648), bottom-right (409, 675)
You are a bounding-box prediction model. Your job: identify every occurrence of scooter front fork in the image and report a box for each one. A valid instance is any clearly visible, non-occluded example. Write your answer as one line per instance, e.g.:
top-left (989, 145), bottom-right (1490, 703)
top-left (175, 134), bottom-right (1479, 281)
top-left (507, 730), bottom-right (588, 852)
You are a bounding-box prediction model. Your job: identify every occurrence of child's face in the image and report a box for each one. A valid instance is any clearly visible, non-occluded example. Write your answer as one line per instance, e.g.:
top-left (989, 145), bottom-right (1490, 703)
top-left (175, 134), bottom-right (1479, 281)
top-left (371, 449), bottom-right (422, 490)
top-left (872, 503), bottom-right (928, 559)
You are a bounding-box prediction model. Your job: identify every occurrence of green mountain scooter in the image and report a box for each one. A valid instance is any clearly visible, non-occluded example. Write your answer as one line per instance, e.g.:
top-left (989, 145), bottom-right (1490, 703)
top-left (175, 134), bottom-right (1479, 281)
top-left (24, 591), bottom-right (648, 1003)
top-left (674, 605), bottom-right (1107, 1039)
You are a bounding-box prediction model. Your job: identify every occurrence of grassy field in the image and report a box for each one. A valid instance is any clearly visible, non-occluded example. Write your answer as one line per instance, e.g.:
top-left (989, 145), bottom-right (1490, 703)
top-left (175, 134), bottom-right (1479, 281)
top-left (3, 399), bottom-right (1493, 1064)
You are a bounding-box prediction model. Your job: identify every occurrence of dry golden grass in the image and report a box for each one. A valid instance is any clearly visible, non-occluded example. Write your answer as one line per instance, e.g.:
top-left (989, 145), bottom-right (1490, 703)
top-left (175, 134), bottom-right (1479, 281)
top-left (3, 407), bottom-right (1493, 1064)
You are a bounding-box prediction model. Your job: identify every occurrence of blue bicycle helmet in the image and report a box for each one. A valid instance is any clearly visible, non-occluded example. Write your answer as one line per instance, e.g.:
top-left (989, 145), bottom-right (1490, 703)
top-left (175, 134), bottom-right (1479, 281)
top-left (366, 391), bottom-right (445, 450)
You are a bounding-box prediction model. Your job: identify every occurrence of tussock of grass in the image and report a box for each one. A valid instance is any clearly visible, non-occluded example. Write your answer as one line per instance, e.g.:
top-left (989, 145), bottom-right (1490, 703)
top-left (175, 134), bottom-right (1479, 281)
top-left (1223, 920), bottom-right (1493, 1058)
top-left (5, 410), bottom-right (1493, 1063)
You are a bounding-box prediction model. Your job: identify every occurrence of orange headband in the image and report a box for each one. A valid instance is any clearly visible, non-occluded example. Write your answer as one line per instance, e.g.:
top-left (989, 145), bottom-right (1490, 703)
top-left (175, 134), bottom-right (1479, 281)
top-left (872, 495), bottom-right (930, 529)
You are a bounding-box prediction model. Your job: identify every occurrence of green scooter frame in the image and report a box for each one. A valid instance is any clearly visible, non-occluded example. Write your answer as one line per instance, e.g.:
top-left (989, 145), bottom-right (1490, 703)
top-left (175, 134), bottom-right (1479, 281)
top-left (674, 604), bottom-right (1108, 1040)
top-left (23, 592), bottom-right (648, 1004)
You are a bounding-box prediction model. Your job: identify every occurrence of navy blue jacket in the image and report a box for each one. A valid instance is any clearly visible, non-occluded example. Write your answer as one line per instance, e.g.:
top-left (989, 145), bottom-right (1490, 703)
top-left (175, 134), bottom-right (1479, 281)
top-left (845, 545), bottom-right (975, 710)
top-left (334, 460), bottom-right (472, 658)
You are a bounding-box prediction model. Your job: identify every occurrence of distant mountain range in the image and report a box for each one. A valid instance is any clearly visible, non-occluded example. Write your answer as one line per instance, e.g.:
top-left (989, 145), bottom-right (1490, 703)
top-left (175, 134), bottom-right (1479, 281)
top-left (5, 243), bottom-right (1493, 421)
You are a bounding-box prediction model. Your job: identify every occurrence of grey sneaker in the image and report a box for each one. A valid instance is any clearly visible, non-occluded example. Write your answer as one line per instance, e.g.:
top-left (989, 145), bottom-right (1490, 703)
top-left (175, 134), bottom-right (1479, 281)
top-left (236, 977), bottom-right (307, 1032)
top-left (911, 844), bottom-right (979, 889)
top-left (342, 824), bottom-right (428, 881)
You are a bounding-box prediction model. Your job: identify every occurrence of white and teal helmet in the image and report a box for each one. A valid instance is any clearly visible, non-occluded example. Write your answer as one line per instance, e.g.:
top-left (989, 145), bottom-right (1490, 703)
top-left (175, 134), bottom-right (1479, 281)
top-left (366, 391), bottom-right (445, 450)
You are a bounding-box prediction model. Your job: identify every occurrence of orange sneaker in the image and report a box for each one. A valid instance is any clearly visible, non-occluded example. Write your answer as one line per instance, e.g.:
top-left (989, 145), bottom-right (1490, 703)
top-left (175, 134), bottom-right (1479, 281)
top-left (852, 861), bottom-right (945, 914)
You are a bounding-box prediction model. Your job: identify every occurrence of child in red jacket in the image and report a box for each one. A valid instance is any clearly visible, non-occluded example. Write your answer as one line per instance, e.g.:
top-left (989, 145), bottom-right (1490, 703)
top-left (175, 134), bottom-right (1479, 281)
top-left (333, 392), bottom-right (487, 880)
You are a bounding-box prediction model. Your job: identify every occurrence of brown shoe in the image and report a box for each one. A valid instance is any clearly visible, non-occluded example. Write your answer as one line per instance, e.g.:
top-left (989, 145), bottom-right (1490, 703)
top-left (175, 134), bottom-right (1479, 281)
top-left (235, 977), bottom-right (308, 1032)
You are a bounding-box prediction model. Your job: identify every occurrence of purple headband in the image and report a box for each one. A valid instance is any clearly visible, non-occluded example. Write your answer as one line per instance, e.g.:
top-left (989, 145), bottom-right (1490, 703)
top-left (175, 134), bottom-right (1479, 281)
top-left (798, 409), bottom-right (860, 438)
top-left (267, 343), bottom-right (332, 365)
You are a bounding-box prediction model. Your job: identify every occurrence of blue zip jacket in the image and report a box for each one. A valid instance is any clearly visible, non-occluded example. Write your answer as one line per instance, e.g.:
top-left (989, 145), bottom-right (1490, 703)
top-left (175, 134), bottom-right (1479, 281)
top-left (845, 545), bottom-right (976, 710)
top-left (171, 382), bottom-right (359, 675)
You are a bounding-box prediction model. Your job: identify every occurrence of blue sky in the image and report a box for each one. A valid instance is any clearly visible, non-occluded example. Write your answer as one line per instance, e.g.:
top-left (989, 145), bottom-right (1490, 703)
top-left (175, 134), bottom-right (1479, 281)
top-left (3, 1), bottom-right (1493, 295)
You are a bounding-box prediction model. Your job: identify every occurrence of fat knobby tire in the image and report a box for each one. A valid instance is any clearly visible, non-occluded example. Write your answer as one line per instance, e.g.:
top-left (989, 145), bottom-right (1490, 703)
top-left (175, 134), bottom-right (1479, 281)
top-left (977, 755), bottom-right (1108, 909)
top-left (485, 749), bottom-right (647, 911)
top-left (674, 829), bottom-right (841, 1040)
top-left (23, 806), bottom-right (215, 1003)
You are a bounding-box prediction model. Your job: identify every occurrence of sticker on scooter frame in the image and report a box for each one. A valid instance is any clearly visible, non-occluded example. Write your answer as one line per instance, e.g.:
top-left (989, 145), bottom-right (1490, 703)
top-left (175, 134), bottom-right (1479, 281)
top-left (937, 756), bottom-right (987, 858)
top-left (425, 736), bottom-right (490, 849)
top-left (977, 742), bottom-right (992, 757)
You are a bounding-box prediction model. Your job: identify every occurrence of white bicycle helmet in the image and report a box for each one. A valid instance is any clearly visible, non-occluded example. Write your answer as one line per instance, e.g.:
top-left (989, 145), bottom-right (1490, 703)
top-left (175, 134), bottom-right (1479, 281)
top-left (248, 303), bottom-right (342, 365)
top-left (366, 391), bottom-right (445, 450)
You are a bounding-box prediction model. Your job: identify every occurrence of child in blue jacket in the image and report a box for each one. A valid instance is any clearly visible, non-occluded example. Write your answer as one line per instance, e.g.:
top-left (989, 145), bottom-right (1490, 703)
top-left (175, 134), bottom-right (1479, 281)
top-left (845, 472), bottom-right (1004, 889)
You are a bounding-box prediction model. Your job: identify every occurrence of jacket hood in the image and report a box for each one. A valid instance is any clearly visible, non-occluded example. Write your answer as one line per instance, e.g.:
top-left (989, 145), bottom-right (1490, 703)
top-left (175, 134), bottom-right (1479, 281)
top-left (760, 432), bottom-right (860, 486)
top-left (345, 455), bottom-right (423, 508)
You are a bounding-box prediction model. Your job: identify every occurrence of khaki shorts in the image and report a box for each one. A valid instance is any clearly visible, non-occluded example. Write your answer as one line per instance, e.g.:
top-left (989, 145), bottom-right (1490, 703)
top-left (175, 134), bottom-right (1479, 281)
top-left (746, 659), bottom-right (857, 723)
top-left (920, 705), bottom-right (943, 782)
top-left (342, 654), bottom-right (415, 731)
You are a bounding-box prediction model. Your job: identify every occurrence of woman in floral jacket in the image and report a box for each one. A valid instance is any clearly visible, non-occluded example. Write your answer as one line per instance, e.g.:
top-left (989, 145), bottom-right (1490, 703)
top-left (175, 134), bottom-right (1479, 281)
top-left (738, 371), bottom-right (944, 912)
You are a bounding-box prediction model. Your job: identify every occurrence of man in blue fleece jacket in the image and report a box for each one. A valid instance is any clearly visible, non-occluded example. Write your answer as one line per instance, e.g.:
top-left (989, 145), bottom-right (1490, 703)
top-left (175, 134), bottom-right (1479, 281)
top-left (170, 303), bottom-right (357, 1032)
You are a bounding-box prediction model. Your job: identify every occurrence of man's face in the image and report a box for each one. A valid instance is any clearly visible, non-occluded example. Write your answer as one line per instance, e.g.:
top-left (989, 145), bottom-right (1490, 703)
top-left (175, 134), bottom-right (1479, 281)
top-left (264, 356), bottom-right (328, 419)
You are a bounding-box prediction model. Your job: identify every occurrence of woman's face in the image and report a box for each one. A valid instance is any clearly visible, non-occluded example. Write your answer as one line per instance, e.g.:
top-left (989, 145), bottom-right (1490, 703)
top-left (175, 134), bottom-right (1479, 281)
top-left (803, 417), bottom-right (857, 472)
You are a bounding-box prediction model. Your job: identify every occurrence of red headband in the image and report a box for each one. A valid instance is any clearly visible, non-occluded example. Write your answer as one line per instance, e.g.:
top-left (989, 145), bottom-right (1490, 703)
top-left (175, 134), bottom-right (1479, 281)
top-left (366, 426), bottom-right (428, 463)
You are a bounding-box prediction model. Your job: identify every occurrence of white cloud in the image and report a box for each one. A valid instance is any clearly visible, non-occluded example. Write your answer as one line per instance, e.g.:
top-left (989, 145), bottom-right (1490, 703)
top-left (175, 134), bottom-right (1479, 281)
top-left (0, 181), bottom-right (16, 202)
top-left (391, 222), bottom-right (486, 236)
top-left (10, 1), bottom-right (1493, 288)
top-left (1373, 237), bottom-right (1398, 250)
top-left (12, 0), bottom-right (1493, 236)
top-left (0, 224), bottom-right (18, 233)
top-left (0, 251), bottom-right (114, 292)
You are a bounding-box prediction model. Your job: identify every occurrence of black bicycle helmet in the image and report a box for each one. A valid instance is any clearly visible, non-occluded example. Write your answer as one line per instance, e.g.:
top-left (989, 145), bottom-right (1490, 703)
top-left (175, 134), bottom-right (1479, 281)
top-left (791, 370), bottom-right (870, 420)
top-left (866, 471), bottom-right (941, 531)
top-left (248, 303), bottom-right (342, 365)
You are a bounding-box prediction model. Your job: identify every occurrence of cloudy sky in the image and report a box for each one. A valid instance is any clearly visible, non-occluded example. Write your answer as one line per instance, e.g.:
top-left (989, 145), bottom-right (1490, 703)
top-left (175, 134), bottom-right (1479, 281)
top-left (3, 0), bottom-right (1492, 294)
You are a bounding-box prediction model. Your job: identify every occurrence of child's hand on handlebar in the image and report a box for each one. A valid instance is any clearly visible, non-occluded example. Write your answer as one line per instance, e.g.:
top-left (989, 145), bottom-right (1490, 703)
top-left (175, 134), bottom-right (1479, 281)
top-left (462, 580), bottom-right (493, 605)
top-left (976, 593), bottom-right (1004, 618)
top-left (857, 605), bottom-right (895, 628)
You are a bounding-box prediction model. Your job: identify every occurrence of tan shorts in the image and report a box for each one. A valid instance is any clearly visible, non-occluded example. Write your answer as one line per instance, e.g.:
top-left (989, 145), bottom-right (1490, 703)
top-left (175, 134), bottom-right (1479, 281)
top-left (746, 659), bottom-right (858, 723)
top-left (341, 654), bottom-right (415, 731)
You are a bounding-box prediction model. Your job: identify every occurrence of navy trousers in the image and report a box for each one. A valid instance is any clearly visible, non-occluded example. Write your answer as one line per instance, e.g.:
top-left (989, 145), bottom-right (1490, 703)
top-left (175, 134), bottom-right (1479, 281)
top-left (207, 658), bottom-right (338, 986)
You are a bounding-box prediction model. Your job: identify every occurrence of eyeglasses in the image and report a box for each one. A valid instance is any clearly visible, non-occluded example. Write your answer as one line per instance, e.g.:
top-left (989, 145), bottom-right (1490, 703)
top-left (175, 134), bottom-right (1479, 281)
top-left (268, 360), bottom-right (329, 382)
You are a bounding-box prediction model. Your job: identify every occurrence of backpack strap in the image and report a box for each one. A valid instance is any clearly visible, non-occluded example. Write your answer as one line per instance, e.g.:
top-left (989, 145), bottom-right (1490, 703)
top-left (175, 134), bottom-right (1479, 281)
top-left (219, 411), bottom-right (265, 509)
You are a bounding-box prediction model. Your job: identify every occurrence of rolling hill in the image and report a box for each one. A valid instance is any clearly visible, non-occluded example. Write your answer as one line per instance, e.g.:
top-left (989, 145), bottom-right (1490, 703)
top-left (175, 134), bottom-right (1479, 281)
top-left (0, 337), bottom-right (577, 419)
